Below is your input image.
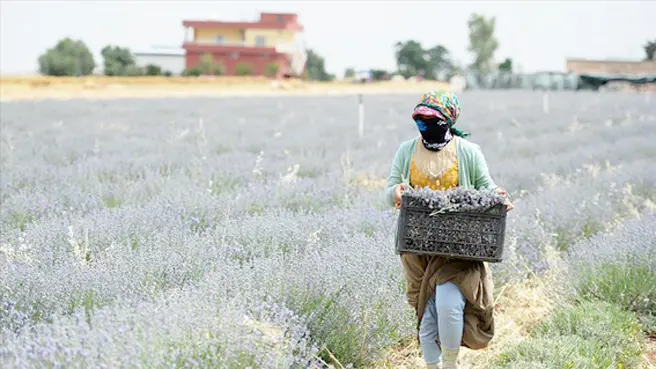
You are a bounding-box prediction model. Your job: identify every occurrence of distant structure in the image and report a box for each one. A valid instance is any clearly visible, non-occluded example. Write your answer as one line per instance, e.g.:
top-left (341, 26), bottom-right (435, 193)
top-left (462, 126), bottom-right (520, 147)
top-left (182, 13), bottom-right (307, 78)
top-left (566, 58), bottom-right (656, 75)
top-left (134, 46), bottom-right (186, 75)
top-left (566, 58), bottom-right (656, 91)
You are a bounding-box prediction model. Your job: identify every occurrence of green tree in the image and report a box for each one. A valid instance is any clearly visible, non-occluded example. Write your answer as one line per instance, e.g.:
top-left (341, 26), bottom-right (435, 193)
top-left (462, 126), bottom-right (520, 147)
top-left (467, 13), bottom-right (499, 76)
top-left (395, 41), bottom-right (454, 80)
top-left (344, 67), bottom-right (355, 79)
top-left (644, 40), bottom-right (656, 61)
top-left (305, 49), bottom-right (334, 81)
top-left (37, 38), bottom-right (96, 76)
top-left (426, 45), bottom-right (454, 80)
top-left (101, 46), bottom-right (136, 76)
top-left (395, 40), bottom-right (428, 79)
top-left (498, 58), bottom-right (513, 72)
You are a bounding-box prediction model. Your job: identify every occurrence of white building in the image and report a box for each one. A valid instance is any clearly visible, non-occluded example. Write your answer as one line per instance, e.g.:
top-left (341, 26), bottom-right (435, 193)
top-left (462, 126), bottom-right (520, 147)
top-left (133, 46), bottom-right (186, 75)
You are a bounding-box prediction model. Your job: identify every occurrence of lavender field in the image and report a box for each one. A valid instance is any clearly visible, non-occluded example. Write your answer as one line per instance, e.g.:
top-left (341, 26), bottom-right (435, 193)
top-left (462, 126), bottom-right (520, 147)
top-left (1, 91), bottom-right (655, 368)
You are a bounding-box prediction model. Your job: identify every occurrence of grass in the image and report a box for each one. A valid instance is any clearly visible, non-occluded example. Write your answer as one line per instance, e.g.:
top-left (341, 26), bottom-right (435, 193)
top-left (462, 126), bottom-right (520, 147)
top-left (576, 263), bottom-right (656, 334)
top-left (492, 301), bottom-right (644, 369)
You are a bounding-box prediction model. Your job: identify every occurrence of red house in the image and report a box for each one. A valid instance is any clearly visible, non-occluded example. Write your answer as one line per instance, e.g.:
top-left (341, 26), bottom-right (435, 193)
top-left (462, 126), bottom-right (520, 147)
top-left (182, 13), bottom-right (307, 77)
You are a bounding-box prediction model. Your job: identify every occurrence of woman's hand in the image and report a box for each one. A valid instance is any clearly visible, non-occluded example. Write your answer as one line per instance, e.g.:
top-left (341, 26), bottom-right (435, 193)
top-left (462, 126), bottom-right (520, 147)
top-left (495, 187), bottom-right (515, 212)
top-left (394, 184), bottom-right (408, 209)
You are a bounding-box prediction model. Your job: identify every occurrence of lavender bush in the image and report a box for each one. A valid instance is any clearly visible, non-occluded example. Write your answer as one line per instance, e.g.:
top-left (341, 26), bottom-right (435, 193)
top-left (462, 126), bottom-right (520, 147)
top-left (1, 91), bottom-right (655, 367)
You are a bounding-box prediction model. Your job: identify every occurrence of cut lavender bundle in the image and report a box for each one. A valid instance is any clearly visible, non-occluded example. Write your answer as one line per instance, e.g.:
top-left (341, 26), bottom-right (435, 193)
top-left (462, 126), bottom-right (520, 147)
top-left (396, 187), bottom-right (508, 262)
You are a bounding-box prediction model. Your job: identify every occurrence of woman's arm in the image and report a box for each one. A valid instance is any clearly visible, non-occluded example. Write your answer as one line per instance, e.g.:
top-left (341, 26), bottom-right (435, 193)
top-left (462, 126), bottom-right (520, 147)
top-left (472, 146), bottom-right (497, 191)
top-left (473, 146), bottom-right (514, 210)
top-left (385, 144), bottom-right (406, 207)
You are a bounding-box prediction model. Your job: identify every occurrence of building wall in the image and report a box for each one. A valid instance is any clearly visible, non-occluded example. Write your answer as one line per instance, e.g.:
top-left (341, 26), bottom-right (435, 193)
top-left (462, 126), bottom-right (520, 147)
top-left (193, 27), bottom-right (297, 49)
top-left (195, 28), bottom-right (244, 44)
top-left (186, 51), bottom-right (290, 77)
top-left (134, 54), bottom-right (186, 75)
top-left (243, 29), bottom-right (296, 48)
top-left (567, 60), bottom-right (656, 75)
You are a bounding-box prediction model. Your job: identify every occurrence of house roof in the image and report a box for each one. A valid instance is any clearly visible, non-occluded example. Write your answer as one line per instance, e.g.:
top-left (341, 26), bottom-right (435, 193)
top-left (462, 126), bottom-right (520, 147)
top-left (183, 12), bottom-right (303, 31)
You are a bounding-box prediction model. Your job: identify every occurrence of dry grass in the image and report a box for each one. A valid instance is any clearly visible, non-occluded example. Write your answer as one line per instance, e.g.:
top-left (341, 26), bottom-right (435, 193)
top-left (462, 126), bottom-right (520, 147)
top-left (0, 76), bottom-right (451, 101)
top-left (371, 274), bottom-right (560, 369)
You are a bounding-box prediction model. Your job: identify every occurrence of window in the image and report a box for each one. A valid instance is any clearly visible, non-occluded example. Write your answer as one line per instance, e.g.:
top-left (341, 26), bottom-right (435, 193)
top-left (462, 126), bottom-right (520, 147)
top-left (215, 35), bottom-right (225, 45)
top-left (255, 36), bottom-right (266, 47)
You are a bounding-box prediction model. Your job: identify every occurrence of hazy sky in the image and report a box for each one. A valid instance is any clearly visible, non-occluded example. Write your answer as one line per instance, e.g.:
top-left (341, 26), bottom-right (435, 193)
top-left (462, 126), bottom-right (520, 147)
top-left (1, 0), bottom-right (655, 76)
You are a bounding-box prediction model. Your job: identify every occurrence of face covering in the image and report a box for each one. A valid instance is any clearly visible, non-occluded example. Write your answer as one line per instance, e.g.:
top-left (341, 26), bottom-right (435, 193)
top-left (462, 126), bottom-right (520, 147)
top-left (415, 118), bottom-right (453, 151)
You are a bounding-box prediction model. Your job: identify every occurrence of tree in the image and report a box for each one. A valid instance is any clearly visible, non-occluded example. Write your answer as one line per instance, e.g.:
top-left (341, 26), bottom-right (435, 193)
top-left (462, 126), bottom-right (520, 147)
top-left (467, 14), bottom-right (499, 76)
top-left (426, 45), bottom-right (454, 80)
top-left (305, 49), bottom-right (334, 81)
top-left (395, 40), bottom-right (428, 79)
top-left (344, 68), bottom-right (355, 79)
top-left (38, 38), bottom-right (95, 76)
top-left (395, 40), bottom-right (454, 80)
top-left (101, 45), bottom-right (136, 76)
top-left (498, 58), bottom-right (513, 72)
top-left (644, 40), bottom-right (656, 61)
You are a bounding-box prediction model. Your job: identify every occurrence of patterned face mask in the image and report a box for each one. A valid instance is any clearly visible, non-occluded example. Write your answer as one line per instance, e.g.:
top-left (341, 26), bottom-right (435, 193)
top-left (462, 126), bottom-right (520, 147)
top-left (412, 90), bottom-right (470, 145)
top-left (415, 118), bottom-right (453, 151)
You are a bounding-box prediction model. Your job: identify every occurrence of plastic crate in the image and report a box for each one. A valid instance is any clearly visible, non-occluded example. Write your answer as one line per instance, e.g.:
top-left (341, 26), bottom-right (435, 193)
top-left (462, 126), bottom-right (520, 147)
top-left (395, 193), bottom-right (507, 263)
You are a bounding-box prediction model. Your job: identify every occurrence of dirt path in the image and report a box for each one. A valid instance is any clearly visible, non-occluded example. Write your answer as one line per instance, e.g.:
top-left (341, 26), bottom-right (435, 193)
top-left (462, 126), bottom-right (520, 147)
top-left (371, 277), bottom-right (558, 369)
top-left (645, 334), bottom-right (656, 368)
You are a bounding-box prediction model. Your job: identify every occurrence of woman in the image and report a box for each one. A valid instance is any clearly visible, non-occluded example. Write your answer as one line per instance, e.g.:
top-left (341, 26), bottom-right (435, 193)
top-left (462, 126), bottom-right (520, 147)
top-left (385, 90), bottom-right (513, 369)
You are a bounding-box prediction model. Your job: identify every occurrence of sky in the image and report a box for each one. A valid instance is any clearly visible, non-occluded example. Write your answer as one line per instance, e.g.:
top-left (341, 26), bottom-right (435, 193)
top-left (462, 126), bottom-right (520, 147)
top-left (1, 0), bottom-right (655, 76)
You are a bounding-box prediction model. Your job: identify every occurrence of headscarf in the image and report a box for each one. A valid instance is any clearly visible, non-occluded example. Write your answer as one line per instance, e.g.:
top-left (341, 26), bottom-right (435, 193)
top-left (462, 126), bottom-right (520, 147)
top-left (412, 90), bottom-right (470, 151)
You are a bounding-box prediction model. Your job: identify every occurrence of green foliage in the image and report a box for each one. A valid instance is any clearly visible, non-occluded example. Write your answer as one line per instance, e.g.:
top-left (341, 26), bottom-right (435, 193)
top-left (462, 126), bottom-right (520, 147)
top-left (163, 70), bottom-right (173, 77)
top-left (468, 13), bottom-right (499, 76)
top-left (199, 53), bottom-right (214, 75)
top-left (305, 49), bottom-right (334, 81)
top-left (145, 64), bottom-right (162, 76)
top-left (493, 302), bottom-right (643, 369)
top-left (37, 38), bottom-right (96, 76)
top-left (235, 63), bottom-right (253, 76)
top-left (499, 58), bottom-right (513, 72)
top-left (575, 263), bottom-right (656, 332)
top-left (101, 45), bottom-right (136, 76)
top-left (212, 64), bottom-right (224, 76)
top-left (394, 40), bottom-right (454, 80)
top-left (644, 40), bottom-right (656, 61)
top-left (371, 69), bottom-right (389, 81)
top-left (264, 63), bottom-right (279, 78)
top-left (183, 68), bottom-right (202, 77)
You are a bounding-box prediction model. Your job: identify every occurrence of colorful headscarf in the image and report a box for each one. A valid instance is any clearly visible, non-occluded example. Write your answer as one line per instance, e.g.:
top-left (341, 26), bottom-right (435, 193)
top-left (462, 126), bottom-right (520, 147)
top-left (412, 90), bottom-right (470, 138)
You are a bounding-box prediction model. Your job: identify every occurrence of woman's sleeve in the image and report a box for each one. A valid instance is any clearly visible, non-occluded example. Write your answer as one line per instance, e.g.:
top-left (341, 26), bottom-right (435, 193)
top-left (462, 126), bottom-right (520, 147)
top-left (385, 144), bottom-right (405, 207)
top-left (473, 146), bottom-right (498, 191)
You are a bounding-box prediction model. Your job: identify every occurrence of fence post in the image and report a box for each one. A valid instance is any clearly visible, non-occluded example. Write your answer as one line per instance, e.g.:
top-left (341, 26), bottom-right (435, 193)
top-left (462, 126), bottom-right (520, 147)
top-left (358, 94), bottom-right (365, 138)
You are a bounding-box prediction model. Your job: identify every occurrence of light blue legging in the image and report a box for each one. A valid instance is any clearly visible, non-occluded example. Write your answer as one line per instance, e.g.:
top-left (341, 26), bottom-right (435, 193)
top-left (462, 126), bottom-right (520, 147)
top-left (418, 281), bottom-right (466, 365)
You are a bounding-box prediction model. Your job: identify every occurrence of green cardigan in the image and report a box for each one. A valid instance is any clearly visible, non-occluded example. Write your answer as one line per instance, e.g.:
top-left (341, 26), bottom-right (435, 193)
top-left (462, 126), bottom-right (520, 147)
top-left (385, 137), bottom-right (498, 207)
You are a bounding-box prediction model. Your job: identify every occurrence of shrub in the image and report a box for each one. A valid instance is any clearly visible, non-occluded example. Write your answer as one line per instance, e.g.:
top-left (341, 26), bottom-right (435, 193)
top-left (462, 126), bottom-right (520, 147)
top-left (566, 213), bottom-right (656, 332)
top-left (265, 63), bottom-right (280, 78)
top-left (235, 63), bottom-right (253, 76)
top-left (183, 67), bottom-right (202, 77)
top-left (163, 70), bottom-right (173, 77)
top-left (144, 64), bottom-right (162, 76)
top-left (211, 63), bottom-right (224, 76)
